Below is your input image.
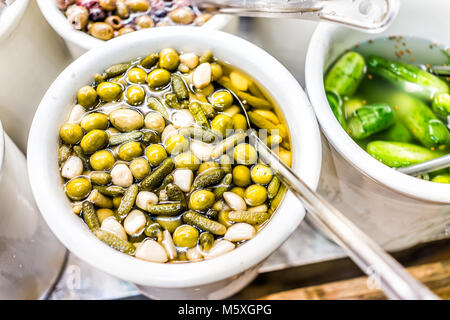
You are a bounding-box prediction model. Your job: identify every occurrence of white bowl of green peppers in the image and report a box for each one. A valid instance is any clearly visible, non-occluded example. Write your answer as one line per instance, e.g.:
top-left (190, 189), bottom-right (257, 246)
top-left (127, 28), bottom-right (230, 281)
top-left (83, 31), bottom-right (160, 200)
top-left (27, 27), bottom-right (321, 299)
top-left (306, 0), bottom-right (450, 205)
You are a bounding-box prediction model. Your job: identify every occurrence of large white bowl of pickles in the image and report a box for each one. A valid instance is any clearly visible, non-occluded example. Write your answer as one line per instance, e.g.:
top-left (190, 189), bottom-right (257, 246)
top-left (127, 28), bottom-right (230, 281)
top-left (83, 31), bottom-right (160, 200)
top-left (27, 27), bottom-right (321, 299)
top-left (306, 0), bottom-right (450, 249)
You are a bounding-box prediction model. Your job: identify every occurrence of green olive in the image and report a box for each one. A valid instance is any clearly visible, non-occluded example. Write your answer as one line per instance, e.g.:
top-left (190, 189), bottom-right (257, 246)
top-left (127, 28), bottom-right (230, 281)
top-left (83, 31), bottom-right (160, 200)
top-left (118, 141), bottom-right (143, 161)
top-left (173, 225), bottom-right (199, 248)
top-left (232, 165), bottom-right (251, 187)
top-left (59, 123), bottom-right (83, 145)
top-left (197, 161), bottom-right (219, 174)
top-left (230, 186), bottom-right (245, 198)
top-left (145, 144), bottom-right (167, 166)
top-left (211, 114), bottom-right (233, 137)
top-left (109, 108), bottom-right (144, 132)
top-left (126, 85), bottom-right (145, 105)
top-left (155, 215), bottom-right (182, 233)
top-left (233, 143), bottom-right (257, 165)
top-left (129, 158), bottom-right (150, 180)
top-left (80, 113), bottom-right (108, 132)
top-left (159, 48), bottom-right (180, 71)
top-left (232, 114), bottom-right (248, 131)
top-left (251, 164), bottom-right (273, 185)
top-left (189, 190), bottom-right (215, 211)
top-left (210, 63), bottom-right (223, 80)
top-left (127, 0), bottom-right (149, 12)
top-left (127, 67), bottom-right (147, 83)
top-left (219, 154), bottom-right (232, 173)
top-left (113, 196), bottom-right (122, 208)
top-left (244, 184), bottom-right (267, 206)
top-left (147, 68), bottom-right (171, 88)
top-left (90, 150), bottom-right (115, 171)
top-left (96, 208), bottom-right (114, 224)
top-left (77, 86), bottom-right (98, 108)
top-left (144, 112), bottom-right (165, 133)
top-left (80, 129), bottom-right (107, 154)
top-left (66, 177), bottom-right (92, 200)
top-left (96, 81), bottom-right (122, 102)
top-left (211, 90), bottom-right (233, 110)
top-left (175, 152), bottom-right (201, 171)
top-left (165, 134), bottom-right (189, 155)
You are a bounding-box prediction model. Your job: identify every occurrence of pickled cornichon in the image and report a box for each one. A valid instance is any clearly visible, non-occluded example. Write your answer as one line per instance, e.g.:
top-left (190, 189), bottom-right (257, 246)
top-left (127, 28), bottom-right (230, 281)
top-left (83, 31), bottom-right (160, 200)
top-left (324, 43), bottom-right (450, 183)
top-left (58, 48), bottom-right (291, 263)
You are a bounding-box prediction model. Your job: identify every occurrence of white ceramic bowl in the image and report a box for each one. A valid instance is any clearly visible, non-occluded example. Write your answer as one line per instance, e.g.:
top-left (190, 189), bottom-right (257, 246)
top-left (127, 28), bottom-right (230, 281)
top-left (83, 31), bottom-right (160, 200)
top-left (27, 27), bottom-right (322, 299)
top-left (0, 0), bottom-right (71, 152)
top-left (37, 0), bottom-right (239, 59)
top-left (305, 0), bottom-right (450, 251)
top-left (306, 0), bottom-right (450, 204)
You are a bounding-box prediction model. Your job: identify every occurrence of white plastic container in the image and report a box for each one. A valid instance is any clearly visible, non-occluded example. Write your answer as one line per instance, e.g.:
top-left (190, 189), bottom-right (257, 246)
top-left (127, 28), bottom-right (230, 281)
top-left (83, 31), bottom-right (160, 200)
top-left (37, 0), bottom-right (239, 59)
top-left (27, 27), bottom-right (322, 299)
top-left (0, 120), bottom-right (66, 299)
top-left (305, 0), bottom-right (450, 250)
top-left (0, 0), bottom-right (72, 153)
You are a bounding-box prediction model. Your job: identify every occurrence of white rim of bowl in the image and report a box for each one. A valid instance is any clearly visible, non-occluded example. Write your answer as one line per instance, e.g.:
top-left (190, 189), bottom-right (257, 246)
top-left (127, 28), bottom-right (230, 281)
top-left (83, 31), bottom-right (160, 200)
top-left (306, 23), bottom-right (450, 204)
top-left (36, 0), bottom-right (235, 52)
top-left (0, 0), bottom-right (29, 42)
top-left (28, 26), bottom-right (322, 288)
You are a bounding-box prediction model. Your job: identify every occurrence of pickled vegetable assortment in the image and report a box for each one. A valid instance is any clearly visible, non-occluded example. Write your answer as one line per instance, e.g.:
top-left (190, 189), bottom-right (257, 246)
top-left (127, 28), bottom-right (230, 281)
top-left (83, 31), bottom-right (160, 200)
top-left (58, 48), bottom-right (291, 263)
top-left (57, 0), bottom-right (215, 40)
top-left (324, 39), bottom-right (450, 182)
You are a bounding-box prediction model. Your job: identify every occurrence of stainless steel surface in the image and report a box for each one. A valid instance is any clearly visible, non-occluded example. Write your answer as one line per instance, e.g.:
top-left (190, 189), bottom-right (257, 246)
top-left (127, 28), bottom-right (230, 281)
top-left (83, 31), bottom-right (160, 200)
top-left (249, 129), bottom-right (438, 300)
top-left (398, 154), bottom-right (450, 176)
top-left (194, 0), bottom-right (399, 32)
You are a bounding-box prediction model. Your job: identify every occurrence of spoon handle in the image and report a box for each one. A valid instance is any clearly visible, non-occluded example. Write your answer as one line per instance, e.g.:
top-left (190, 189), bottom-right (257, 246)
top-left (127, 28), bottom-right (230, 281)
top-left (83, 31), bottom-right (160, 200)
top-left (249, 130), bottom-right (438, 300)
top-left (397, 154), bottom-right (450, 176)
top-left (193, 0), bottom-right (399, 32)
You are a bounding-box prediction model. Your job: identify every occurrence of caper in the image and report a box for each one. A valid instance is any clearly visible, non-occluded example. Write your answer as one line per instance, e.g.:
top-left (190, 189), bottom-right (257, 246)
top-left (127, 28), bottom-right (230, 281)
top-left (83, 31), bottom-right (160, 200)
top-left (90, 150), bottom-right (115, 171)
top-left (129, 158), bottom-right (150, 180)
top-left (189, 190), bottom-right (215, 211)
top-left (80, 113), bottom-right (108, 132)
top-left (147, 68), bottom-right (171, 88)
top-left (96, 81), bottom-right (122, 102)
top-left (144, 112), bottom-right (165, 133)
top-left (175, 152), bottom-right (201, 171)
top-left (251, 164), bottom-right (273, 185)
top-left (233, 143), bottom-right (257, 165)
top-left (173, 225), bottom-right (199, 248)
top-left (211, 114), bottom-right (233, 137)
top-left (159, 48), bottom-right (180, 71)
top-left (232, 114), bottom-right (248, 131)
top-left (211, 90), bottom-right (233, 110)
top-left (66, 177), bottom-right (92, 200)
top-left (244, 184), bottom-right (267, 206)
top-left (219, 154), bottom-right (232, 173)
top-left (77, 86), bottom-right (98, 108)
top-left (165, 134), bottom-right (189, 155)
top-left (145, 144), bottom-right (167, 166)
top-left (232, 165), bottom-right (251, 187)
top-left (59, 123), bottom-right (83, 145)
top-left (80, 129), bottom-right (107, 154)
top-left (126, 85), bottom-right (145, 106)
top-left (136, 15), bottom-right (153, 29)
top-left (113, 196), bottom-right (122, 208)
top-left (155, 215), bottom-right (182, 233)
top-left (96, 208), bottom-right (114, 224)
top-left (118, 141), bottom-right (143, 161)
top-left (127, 67), bottom-right (147, 84)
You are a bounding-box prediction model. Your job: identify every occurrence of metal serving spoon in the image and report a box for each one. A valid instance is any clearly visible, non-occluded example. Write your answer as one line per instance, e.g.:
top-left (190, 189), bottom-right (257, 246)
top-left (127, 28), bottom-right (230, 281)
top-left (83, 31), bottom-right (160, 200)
top-left (193, 0), bottom-right (399, 33)
top-left (223, 82), bottom-right (439, 299)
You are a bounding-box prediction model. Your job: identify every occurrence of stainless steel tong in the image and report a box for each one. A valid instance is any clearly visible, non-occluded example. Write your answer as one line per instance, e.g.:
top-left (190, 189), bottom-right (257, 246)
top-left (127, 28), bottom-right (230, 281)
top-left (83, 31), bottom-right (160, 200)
top-left (194, 0), bottom-right (399, 32)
